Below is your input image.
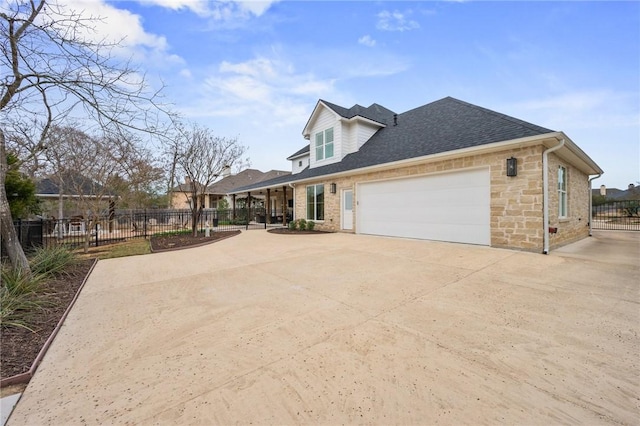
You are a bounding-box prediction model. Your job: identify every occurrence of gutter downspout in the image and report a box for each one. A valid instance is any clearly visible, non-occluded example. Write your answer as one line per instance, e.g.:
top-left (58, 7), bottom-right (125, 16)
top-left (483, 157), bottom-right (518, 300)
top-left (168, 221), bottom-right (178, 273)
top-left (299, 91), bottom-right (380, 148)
top-left (588, 173), bottom-right (603, 236)
top-left (542, 138), bottom-right (565, 254)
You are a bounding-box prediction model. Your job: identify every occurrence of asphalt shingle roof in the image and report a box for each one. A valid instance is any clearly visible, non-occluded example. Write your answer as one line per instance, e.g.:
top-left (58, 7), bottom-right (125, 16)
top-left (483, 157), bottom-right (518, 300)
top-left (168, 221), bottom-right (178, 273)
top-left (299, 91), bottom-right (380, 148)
top-left (234, 96), bottom-right (555, 193)
top-left (207, 169), bottom-right (290, 194)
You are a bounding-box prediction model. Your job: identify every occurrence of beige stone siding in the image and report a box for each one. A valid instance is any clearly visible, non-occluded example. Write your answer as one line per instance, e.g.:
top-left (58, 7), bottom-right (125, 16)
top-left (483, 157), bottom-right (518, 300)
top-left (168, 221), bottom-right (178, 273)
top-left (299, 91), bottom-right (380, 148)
top-left (295, 144), bottom-right (590, 252)
top-left (546, 153), bottom-right (591, 249)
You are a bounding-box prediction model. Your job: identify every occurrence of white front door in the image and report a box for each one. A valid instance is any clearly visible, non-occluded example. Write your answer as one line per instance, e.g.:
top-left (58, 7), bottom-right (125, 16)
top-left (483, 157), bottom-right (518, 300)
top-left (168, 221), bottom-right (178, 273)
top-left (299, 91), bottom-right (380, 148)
top-left (342, 189), bottom-right (353, 230)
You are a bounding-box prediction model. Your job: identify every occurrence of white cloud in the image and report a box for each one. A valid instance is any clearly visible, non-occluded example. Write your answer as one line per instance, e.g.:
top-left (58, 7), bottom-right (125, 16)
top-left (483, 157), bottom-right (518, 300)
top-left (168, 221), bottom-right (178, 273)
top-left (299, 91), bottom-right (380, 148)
top-left (182, 55), bottom-right (336, 130)
top-left (136, 0), bottom-right (279, 19)
top-left (376, 10), bottom-right (420, 32)
top-left (358, 35), bottom-right (376, 47)
top-left (57, 1), bottom-right (164, 49)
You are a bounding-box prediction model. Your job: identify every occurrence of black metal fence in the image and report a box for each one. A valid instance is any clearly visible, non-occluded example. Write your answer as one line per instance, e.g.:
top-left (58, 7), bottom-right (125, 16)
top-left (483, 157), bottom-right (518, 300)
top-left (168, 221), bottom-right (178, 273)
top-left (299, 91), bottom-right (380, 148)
top-left (592, 201), bottom-right (640, 231)
top-left (11, 208), bottom-right (285, 251)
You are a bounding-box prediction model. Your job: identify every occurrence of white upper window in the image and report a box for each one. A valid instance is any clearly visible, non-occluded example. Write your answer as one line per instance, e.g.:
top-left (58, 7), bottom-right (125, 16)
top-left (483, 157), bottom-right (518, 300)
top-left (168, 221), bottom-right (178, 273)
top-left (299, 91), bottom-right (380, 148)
top-left (315, 127), bottom-right (334, 160)
top-left (558, 166), bottom-right (568, 218)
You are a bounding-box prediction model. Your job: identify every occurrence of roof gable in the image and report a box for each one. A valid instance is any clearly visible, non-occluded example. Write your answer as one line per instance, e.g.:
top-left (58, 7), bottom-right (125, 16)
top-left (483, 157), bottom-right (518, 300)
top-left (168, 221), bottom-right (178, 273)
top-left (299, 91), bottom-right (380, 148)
top-left (302, 99), bottom-right (396, 138)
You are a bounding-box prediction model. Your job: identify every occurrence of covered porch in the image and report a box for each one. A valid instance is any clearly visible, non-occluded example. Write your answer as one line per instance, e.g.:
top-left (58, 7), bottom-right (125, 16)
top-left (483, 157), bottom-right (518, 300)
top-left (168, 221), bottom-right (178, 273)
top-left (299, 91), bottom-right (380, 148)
top-left (230, 184), bottom-right (293, 226)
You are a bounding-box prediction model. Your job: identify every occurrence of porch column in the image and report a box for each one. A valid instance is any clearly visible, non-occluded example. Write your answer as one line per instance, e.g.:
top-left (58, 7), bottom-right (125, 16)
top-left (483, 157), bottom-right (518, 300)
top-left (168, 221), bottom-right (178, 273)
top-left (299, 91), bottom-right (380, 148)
top-left (266, 188), bottom-right (272, 224)
top-left (232, 194), bottom-right (236, 220)
top-left (282, 186), bottom-right (287, 226)
top-left (247, 192), bottom-right (251, 222)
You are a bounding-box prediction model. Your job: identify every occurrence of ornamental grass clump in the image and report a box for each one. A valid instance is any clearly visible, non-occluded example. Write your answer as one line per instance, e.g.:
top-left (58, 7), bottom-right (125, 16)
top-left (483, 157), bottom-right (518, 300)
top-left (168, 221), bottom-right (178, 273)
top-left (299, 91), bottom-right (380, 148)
top-left (307, 221), bottom-right (315, 230)
top-left (0, 266), bottom-right (46, 331)
top-left (297, 219), bottom-right (307, 231)
top-left (30, 246), bottom-right (77, 277)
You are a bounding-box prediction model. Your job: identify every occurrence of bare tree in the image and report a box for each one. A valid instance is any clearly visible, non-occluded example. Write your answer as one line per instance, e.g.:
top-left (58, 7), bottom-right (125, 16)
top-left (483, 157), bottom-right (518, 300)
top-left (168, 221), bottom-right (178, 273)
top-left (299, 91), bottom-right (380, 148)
top-left (173, 124), bottom-right (246, 236)
top-left (1, 0), bottom-right (174, 272)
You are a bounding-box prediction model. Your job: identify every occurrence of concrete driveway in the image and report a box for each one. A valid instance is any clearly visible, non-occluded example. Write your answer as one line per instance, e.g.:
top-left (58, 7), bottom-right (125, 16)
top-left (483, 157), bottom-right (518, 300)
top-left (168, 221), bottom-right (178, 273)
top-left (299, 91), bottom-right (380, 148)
top-left (8, 230), bottom-right (639, 425)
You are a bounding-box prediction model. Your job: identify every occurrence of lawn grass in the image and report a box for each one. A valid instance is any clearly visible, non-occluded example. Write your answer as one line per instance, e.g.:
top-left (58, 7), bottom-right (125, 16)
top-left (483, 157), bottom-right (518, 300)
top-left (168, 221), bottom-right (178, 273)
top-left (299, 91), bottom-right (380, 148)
top-left (95, 239), bottom-right (151, 259)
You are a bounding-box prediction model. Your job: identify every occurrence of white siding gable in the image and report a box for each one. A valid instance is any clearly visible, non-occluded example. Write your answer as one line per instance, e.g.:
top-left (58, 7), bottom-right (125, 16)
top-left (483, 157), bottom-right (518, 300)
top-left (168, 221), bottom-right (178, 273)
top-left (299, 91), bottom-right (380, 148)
top-left (291, 154), bottom-right (309, 174)
top-left (356, 121), bottom-right (380, 150)
top-left (309, 107), bottom-right (342, 168)
top-left (303, 101), bottom-right (386, 169)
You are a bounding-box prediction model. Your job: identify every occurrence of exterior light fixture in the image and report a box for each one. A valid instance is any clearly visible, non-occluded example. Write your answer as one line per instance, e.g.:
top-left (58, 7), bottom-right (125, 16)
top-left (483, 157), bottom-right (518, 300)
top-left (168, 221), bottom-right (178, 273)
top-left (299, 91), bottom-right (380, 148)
top-left (506, 157), bottom-right (517, 177)
top-left (330, 183), bottom-right (337, 194)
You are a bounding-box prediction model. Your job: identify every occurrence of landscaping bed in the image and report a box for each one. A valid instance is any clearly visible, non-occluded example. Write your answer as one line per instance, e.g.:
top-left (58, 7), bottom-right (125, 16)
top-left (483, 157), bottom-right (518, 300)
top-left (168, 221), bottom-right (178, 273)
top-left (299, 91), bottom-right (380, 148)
top-left (267, 228), bottom-right (332, 235)
top-left (0, 259), bottom-right (95, 380)
top-left (149, 230), bottom-right (241, 252)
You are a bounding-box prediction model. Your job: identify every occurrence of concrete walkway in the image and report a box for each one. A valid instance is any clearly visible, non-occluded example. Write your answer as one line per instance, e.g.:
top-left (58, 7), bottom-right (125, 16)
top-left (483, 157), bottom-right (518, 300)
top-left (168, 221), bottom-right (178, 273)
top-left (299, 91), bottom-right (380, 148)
top-left (7, 230), bottom-right (639, 425)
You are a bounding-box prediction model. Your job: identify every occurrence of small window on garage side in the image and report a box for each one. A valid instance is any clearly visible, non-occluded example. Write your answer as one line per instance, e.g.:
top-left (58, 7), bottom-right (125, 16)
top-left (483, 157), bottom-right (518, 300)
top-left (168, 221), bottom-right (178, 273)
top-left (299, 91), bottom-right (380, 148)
top-left (558, 166), bottom-right (568, 218)
top-left (306, 184), bottom-right (324, 221)
top-left (298, 160), bottom-right (302, 167)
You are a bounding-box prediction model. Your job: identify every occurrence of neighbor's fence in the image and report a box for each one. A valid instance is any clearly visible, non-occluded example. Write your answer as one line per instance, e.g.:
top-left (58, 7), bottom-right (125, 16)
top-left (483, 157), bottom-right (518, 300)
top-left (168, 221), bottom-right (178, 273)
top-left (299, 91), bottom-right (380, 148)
top-left (592, 201), bottom-right (640, 231)
top-left (10, 208), bottom-right (282, 251)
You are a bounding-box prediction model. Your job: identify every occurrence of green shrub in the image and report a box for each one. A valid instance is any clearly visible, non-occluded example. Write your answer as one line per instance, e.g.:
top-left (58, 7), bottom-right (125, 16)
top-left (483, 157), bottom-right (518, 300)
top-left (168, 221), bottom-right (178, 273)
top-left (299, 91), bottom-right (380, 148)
top-left (288, 220), bottom-right (297, 230)
top-left (297, 219), bottom-right (307, 231)
top-left (307, 221), bottom-right (315, 230)
top-left (30, 246), bottom-right (77, 277)
top-left (1, 266), bottom-right (46, 331)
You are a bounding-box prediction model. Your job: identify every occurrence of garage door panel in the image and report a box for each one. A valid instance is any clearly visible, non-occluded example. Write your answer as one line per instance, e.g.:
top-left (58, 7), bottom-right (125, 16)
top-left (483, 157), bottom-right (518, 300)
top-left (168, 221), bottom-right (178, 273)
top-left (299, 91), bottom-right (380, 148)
top-left (357, 169), bottom-right (490, 245)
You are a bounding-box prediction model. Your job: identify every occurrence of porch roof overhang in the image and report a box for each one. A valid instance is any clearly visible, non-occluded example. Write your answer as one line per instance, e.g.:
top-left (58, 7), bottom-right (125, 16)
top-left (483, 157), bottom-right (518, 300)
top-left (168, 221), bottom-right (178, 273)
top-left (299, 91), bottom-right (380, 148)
top-left (229, 131), bottom-right (603, 194)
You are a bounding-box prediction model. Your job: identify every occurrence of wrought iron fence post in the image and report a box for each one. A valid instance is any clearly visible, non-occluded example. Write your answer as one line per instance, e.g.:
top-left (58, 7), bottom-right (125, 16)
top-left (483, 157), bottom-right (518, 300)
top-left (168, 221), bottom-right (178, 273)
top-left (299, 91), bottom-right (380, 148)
top-left (95, 223), bottom-right (99, 247)
top-left (17, 218), bottom-right (22, 246)
top-left (144, 209), bottom-right (148, 237)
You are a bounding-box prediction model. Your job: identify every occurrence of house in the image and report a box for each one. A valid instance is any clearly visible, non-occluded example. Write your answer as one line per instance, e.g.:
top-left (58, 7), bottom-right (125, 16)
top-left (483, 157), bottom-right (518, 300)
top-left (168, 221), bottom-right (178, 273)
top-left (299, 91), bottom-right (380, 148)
top-left (170, 167), bottom-right (290, 211)
top-left (607, 184), bottom-right (640, 201)
top-left (231, 97), bottom-right (603, 253)
top-left (36, 175), bottom-right (112, 219)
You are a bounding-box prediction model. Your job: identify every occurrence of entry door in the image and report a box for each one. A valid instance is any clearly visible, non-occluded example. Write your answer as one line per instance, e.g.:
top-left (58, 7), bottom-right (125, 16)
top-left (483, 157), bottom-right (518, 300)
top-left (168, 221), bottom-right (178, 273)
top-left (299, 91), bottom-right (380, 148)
top-left (342, 189), bottom-right (353, 230)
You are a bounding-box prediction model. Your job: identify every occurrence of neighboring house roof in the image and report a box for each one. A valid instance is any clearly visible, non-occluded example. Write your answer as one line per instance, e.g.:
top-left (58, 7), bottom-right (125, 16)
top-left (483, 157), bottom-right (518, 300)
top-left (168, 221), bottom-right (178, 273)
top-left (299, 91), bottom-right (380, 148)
top-left (591, 188), bottom-right (624, 198)
top-left (207, 169), bottom-right (290, 194)
top-left (36, 175), bottom-right (109, 197)
top-left (233, 96), bottom-right (572, 193)
top-left (608, 186), bottom-right (640, 201)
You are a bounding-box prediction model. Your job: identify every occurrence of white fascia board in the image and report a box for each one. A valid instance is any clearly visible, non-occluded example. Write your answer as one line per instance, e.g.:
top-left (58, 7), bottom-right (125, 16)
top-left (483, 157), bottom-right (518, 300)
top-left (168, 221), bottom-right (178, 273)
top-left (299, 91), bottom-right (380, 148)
top-left (542, 131), bottom-right (604, 175)
top-left (286, 151), bottom-right (310, 160)
top-left (230, 131), bottom-right (604, 192)
top-left (339, 115), bottom-right (386, 128)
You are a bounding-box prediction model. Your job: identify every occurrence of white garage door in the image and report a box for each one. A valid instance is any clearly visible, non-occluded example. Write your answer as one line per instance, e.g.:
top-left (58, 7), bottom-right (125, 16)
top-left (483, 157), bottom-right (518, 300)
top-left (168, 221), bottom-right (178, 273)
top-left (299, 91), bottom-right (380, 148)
top-left (357, 168), bottom-right (490, 245)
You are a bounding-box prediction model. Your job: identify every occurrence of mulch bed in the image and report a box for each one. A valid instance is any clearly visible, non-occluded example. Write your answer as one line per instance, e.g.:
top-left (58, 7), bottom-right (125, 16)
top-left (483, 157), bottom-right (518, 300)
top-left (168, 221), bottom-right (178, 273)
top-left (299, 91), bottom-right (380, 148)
top-left (149, 230), bottom-right (241, 252)
top-left (0, 259), bottom-right (95, 380)
top-left (267, 228), bottom-right (332, 235)
top-left (1, 231), bottom-right (240, 387)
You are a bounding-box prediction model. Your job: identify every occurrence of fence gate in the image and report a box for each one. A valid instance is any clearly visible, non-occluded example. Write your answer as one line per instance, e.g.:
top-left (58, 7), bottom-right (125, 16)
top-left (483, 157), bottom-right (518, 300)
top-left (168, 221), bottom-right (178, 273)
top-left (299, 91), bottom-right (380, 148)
top-left (592, 201), bottom-right (640, 231)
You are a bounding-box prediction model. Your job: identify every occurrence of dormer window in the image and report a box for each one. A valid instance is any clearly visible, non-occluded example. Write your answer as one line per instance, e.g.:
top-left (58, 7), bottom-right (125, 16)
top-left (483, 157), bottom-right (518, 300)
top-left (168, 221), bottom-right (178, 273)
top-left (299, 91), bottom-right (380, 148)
top-left (315, 127), bottom-right (334, 160)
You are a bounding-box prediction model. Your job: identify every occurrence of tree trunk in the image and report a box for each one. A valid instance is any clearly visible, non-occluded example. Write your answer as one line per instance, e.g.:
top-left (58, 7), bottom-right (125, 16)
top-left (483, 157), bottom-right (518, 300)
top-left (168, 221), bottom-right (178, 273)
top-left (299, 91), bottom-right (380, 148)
top-left (0, 129), bottom-right (31, 274)
top-left (192, 207), bottom-right (201, 237)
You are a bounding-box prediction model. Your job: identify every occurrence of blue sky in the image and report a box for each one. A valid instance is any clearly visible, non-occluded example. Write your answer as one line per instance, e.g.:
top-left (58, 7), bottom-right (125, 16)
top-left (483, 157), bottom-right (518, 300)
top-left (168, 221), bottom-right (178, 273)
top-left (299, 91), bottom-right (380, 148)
top-left (96, 0), bottom-right (638, 189)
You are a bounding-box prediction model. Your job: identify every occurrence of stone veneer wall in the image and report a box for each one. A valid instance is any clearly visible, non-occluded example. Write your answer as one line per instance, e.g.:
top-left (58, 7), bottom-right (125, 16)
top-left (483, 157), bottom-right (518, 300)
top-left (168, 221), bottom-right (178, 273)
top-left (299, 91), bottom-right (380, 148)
top-left (294, 144), bottom-right (589, 252)
top-left (546, 153), bottom-right (591, 250)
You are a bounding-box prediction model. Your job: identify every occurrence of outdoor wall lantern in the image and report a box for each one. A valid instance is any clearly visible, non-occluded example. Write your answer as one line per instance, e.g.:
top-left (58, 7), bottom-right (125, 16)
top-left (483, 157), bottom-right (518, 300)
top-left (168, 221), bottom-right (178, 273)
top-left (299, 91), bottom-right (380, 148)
top-left (506, 157), bottom-right (517, 177)
top-left (330, 183), bottom-right (337, 194)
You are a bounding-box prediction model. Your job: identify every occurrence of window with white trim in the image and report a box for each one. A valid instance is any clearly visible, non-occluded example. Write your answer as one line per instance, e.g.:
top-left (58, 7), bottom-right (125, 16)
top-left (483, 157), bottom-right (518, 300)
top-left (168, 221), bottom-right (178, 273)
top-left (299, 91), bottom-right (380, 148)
top-left (558, 166), bottom-right (567, 218)
top-left (306, 184), bottom-right (324, 221)
top-left (314, 127), bottom-right (334, 160)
